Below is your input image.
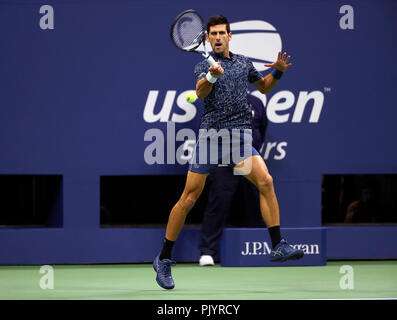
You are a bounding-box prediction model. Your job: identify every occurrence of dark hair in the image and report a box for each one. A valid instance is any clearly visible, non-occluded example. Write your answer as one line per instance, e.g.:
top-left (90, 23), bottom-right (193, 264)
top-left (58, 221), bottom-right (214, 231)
top-left (206, 15), bottom-right (230, 34)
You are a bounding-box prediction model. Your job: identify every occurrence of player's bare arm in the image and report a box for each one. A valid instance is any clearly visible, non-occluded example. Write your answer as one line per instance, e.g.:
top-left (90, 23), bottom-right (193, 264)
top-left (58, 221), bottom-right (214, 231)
top-left (196, 61), bottom-right (224, 99)
top-left (253, 51), bottom-right (292, 94)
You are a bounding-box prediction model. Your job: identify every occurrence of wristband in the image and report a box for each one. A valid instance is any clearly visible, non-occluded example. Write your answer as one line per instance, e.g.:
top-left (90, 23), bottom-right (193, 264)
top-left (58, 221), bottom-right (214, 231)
top-left (272, 69), bottom-right (283, 80)
top-left (206, 72), bottom-right (217, 84)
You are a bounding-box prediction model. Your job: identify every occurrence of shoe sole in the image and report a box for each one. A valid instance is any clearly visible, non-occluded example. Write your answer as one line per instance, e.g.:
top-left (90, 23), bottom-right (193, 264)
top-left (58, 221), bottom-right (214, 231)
top-left (270, 251), bottom-right (304, 262)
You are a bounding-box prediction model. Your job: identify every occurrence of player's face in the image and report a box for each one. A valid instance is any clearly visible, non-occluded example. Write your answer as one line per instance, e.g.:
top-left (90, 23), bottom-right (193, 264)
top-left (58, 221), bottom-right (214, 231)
top-left (206, 24), bottom-right (232, 56)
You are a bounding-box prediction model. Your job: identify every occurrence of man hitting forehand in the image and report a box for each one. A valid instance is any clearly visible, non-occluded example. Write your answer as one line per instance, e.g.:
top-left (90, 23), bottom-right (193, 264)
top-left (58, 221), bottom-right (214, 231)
top-left (153, 15), bottom-right (303, 290)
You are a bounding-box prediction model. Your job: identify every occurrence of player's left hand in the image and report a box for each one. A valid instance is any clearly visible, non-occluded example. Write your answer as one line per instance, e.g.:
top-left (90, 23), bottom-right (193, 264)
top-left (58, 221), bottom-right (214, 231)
top-left (264, 51), bottom-right (292, 72)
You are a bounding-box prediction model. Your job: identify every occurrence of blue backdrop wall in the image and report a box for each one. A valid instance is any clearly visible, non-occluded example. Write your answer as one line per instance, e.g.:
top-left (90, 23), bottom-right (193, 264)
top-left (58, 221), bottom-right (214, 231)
top-left (0, 0), bottom-right (396, 264)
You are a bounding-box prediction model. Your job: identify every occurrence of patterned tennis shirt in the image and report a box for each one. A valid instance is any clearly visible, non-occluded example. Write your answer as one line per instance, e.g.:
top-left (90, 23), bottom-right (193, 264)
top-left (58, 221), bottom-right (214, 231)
top-left (194, 52), bottom-right (263, 130)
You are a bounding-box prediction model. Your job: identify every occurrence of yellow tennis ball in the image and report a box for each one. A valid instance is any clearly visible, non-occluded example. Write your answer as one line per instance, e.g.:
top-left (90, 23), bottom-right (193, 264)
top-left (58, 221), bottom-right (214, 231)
top-left (186, 92), bottom-right (197, 103)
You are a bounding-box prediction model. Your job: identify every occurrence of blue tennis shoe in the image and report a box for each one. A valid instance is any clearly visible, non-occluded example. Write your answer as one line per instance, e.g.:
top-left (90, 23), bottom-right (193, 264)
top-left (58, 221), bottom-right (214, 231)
top-left (153, 254), bottom-right (175, 289)
top-left (270, 239), bottom-right (304, 262)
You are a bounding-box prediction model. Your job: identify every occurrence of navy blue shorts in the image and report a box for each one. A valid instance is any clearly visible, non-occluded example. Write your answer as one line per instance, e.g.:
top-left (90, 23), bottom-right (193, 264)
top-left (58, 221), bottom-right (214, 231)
top-left (188, 129), bottom-right (259, 174)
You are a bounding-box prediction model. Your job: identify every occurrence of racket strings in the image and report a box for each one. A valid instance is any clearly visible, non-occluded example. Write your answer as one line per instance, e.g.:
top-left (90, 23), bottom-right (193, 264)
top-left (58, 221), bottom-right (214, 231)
top-left (172, 12), bottom-right (204, 51)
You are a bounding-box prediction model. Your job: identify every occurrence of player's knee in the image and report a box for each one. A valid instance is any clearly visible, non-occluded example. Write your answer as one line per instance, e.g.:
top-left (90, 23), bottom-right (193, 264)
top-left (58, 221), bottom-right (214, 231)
top-left (185, 194), bottom-right (198, 209)
top-left (180, 191), bottom-right (200, 213)
top-left (257, 174), bottom-right (274, 194)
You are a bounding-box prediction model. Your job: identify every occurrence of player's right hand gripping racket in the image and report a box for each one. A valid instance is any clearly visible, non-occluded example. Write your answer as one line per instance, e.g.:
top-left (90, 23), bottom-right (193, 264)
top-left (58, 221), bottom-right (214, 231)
top-left (170, 9), bottom-right (217, 67)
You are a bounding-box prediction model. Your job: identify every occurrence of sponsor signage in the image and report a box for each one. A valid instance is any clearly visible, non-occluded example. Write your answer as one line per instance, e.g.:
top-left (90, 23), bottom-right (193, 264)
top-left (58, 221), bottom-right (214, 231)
top-left (220, 228), bottom-right (326, 266)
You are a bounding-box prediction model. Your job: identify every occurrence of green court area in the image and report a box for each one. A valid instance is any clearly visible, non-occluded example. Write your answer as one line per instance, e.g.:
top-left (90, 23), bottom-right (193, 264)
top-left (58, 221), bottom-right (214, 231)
top-left (0, 261), bottom-right (395, 300)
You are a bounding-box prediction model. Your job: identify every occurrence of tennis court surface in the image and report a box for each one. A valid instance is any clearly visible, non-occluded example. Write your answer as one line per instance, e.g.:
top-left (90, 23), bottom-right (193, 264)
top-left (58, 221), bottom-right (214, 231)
top-left (0, 260), bottom-right (396, 300)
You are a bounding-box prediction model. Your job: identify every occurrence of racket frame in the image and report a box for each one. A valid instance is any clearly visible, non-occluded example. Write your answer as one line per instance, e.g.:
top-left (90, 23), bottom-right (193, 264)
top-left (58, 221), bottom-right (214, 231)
top-left (170, 9), bottom-right (217, 66)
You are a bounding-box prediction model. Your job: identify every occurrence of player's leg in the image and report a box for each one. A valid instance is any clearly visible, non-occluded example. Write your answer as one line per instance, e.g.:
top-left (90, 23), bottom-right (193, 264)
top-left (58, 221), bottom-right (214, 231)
top-left (236, 155), bottom-right (280, 229)
top-left (165, 170), bottom-right (208, 241)
top-left (153, 170), bottom-right (208, 290)
top-left (240, 177), bottom-right (265, 227)
top-left (237, 155), bottom-right (304, 262)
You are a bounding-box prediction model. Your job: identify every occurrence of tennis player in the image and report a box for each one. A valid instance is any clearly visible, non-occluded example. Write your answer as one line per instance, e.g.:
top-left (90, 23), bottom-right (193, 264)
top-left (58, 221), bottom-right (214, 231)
top-left (154, 15), bottom-right (303, 290)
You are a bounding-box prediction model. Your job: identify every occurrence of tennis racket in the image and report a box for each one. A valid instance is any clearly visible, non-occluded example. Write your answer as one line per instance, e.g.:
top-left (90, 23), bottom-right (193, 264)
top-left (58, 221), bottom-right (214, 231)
top-left (170, 9), bottom-right (217, 67)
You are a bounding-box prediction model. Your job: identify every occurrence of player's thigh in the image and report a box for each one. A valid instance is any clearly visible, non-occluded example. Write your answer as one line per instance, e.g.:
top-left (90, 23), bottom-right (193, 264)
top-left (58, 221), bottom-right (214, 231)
top-left (183, 170), bottom-right (209, 200)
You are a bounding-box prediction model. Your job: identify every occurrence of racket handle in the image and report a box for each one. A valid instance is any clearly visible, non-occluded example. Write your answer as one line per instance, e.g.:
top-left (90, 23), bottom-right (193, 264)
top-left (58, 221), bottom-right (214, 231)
top-left (203, 53), bottom-right (217, 66)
